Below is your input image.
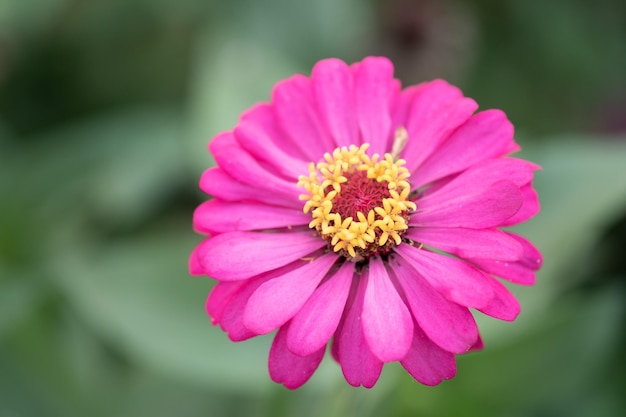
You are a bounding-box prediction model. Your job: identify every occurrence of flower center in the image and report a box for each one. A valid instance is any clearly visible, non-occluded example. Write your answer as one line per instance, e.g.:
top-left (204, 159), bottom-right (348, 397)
top-left (332, 170), bottom-right (391, 219)
top-left (298, 143), bottom-right (416, 262)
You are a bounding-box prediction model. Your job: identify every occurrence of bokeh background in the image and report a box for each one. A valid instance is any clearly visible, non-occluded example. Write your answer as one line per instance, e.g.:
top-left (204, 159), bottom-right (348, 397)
top-left (1, 0), bottom-right (626, 416)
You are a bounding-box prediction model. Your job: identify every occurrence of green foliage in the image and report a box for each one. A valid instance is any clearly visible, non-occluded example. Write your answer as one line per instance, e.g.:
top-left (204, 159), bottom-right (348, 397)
top-left (1, 0), bottom-right (626, 416)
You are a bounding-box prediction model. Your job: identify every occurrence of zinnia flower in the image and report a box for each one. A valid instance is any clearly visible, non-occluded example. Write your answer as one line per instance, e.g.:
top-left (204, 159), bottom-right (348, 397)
top-left (189, 56), bottom-right (542, 389)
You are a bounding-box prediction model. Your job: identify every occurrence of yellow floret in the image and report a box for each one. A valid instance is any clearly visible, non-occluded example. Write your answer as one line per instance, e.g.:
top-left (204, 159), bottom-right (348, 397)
top-left (297, 143), bottom-right (416, 262)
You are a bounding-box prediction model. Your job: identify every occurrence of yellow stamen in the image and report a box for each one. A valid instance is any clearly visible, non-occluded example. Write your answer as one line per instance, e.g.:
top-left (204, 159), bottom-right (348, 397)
top-left (297, 143), bottom-right (416, 262)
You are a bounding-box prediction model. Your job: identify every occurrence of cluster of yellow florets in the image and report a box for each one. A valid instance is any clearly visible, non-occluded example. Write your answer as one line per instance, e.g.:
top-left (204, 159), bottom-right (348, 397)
top-left (297, 143), bottom-right (416, 261)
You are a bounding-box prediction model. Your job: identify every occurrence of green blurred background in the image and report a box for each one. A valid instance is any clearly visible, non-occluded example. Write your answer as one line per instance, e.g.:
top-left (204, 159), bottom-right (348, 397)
top-left (1, 0), bottom-right (626, 416)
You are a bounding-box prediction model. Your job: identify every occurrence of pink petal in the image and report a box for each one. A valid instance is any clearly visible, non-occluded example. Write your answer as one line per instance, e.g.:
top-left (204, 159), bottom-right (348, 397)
top-left (210, 132), bottom-right (301, 202)
top-left (500, 183), bottom-right (540, 226)
top-left (412, 180), bottom-right (523, 229)
top-left (239, 103), bottom-right (308, 159)
top-left (471, 259), bottom-right (537, 285)
top-left (406, 227), bottom-right (524, 261)
top-left (422, 158), bottom-right (536, 202)
top-left (394, 245), bottom-right (494, 309)
top-left (200, 231), bottom-right (326, 281)
top-left (362, 257), bottom-right (413, 361)
top-left (412, 109), bottom-right (520, 187)
top-left (193, 200), bottom-right (310, 234)
top-left (470, 334), bottom-right (484, 351)
top-left (400, 326), bottom-right (457, 386)
top-left (205, 280), bottom-right (246, 325)
top-left (511, 233), bottom-right (543, 269)
top-left (353, 56), bottom-right (395, 154)
top-left (312, 58), bottom-right (358, 147)
top-left (390, 256), bottom-right (479, 353)
top-left (218, 273), bottom-right (275, 341)
top-left (269, 324), bottom-right (325, 389)
top-left (287, 262), bottom-right (355, 356)
top-left (216, 263), bottom-right (309, 341)
top-left (401, 80), bottom-right (478, 173)
top-left (189, 239), bottom-right (209, 275)
top-left (243, 253), bottom-right (338, 334)
top-left (272, 74), bottom-right (334, 160)
top-left (477, 276), bottom-right (521, 321)
top-left (469, 233), bottom-right (542, 285)
top-left (337, 278), bottom-right (383, 388)
top-left (388, 84), bottom-right (417, 146)
top-left (234, 104), bottom-right (309, 179)
top-left (199, 168), bottom-right (300, 209)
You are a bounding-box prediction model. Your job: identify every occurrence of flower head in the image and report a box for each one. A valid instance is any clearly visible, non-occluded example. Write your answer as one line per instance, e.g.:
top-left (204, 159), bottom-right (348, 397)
top-left (190, 57), bottom-right (542, 389)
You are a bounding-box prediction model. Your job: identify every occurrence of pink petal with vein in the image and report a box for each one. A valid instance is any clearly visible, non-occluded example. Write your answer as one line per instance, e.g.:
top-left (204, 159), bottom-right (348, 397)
top-left (312, 58), bottom-right (358, 147)
top-left (272, 74), bottom-right (334, 159)
top-left (210, 132), bottom-right (300, 201)
top-left (412, 180), bottom-right (523, 229)
top-left (390, 256), bottom-right (479, 353)
top-left (362, 257), bottom-right (413, 361)
top-left (400, 326), bottom-right (457, 386)
top-left (470, 334), bottom-right (484, 351)
top-left (353, 56), bottom-right (395, 154)
top-left (235, 104), bottom-right (308, 179)
top-left (469, 233), bottom-right (542, 285)
top-left (243, 254), bottom-right (338, 334)
top-left (189, 239), bottom-right (209, 275)
top-left (423, 158), bottom-right (535, 201)
top-left (388, 85), bottom-right (417, 145)
top-left (200, 231), bottom-right (326, 281)
top-left (269, 324), bottom-right (325, 389)
top-left (287, 262), bottom-right (355, 356)
top-left (395, 245), bottom-right (494, 308)
top-left (477, 276), bottom-right (521, 321)
top-left (206, 280), bottom-right (246, 325)
top-left (218, 274), bottom-right (275, 341)
top-left (337, 278), bottom-right (383, 388)
top-left (402, 80), bottom-right (478, 172)
top-left (199, 167), bottom-right (300, 209)
top-left (193, 200), bottom-right (309, 234)
top-left (407, 227), bottom-right (524, 261)
top-left (412, 109), bottom-right (519, 186)
top-left (500, 183), bottom-right (540, 226)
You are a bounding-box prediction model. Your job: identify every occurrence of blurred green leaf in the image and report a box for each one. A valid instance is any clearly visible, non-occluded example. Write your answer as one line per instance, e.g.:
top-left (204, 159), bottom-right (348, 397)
top-left (0, 271), bottom-right (44, 338)
top-left (184, 0), bottom-right (369, 177)
top-left (0, 0), bottom-right (68, 39)
top-left (0, 311), bottom-right (97, 417)
top-left (475, 136), bottom-right (626, 345)
top-left (468, 0), bottom-right (626, 134)
top-left (220, 0), bottom-right (371, 62)
top-left (185, 33), bottom-right (303, 176)
top-left (0, 107), bottom-right (186, 264)
top-left (50, 225), bottom-right (324, 393)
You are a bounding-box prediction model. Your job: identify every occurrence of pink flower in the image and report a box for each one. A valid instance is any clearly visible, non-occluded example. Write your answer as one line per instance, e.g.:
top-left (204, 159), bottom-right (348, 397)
top-left (190, 57), bottom-right (542, 389)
